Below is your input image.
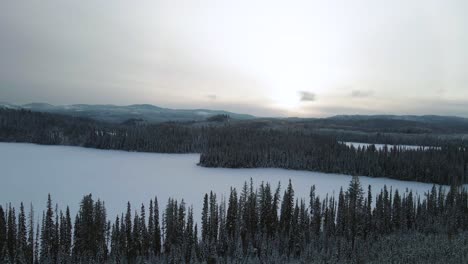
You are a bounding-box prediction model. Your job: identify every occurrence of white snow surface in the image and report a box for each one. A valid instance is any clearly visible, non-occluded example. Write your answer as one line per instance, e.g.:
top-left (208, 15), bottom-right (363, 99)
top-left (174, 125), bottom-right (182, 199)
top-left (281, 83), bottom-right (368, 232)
top-left (0, 143), bottom-right (449, 222)
top-left (343, 142), bottom-right (438, 151)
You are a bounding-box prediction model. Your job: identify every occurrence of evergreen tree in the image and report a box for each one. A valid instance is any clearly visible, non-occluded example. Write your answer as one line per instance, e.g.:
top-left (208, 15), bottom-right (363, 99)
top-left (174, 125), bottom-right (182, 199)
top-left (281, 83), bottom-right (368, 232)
top-left (124, 202), bottom-right (133, 259)
top-left (148, 199), bottom-right (154, 256)
top-left (280, 180), bottom-right (294, 234)
top-left (132, 210), bottom-right (141, 257)
top-left (1, 177), bottom-right (468, 263)
top-left (34, 224), bottom-right (39, 264)
top-left (153, 197), bottom-right (161, 256)
top-left (17, 203), bottom-right (27, 263)
top-left (346, 176), bottom-right (364, 248)
top-left (336, 188), bottom-right (346, 237)
top-left (364, 185), bottom-right (373, 238)
top-left (6, 205), bottom-right (17, 262)
top-left (226, 187), bottom-right (238, 239)
top-left (0, 206), bottom-right (6, 261)
top-left (26, 204), bottom-right (34, 264)
top-left (140, 204), bottom-right (149, 257)
top-left (201, 194), bottom-right (209, 243)
top-left (40, 194), bottom-right (55, 263)
top-left (59, 207), bottom-right (72, 260)
top-left (392, 190), bottom-right (402, 231)
top-left (185, 206), bottom-right (195, 263)
top-left (209, 192), bottom-right (219, 243)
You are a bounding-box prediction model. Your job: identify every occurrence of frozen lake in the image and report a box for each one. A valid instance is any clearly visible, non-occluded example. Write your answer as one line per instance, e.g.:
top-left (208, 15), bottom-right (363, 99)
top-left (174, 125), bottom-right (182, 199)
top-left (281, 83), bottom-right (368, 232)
top-left (0, 142), bottom-right (444, 221)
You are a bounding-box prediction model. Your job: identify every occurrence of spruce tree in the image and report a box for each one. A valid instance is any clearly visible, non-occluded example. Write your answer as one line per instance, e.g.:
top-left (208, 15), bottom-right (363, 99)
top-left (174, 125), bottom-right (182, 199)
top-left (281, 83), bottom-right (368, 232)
top-left (185, 206), bottom-right (194, 263)
top-left (34, 224), bottom-right (39, 264)
top-left (201, 194), bottom-right (209, 243)
top-left (41, 194), bottom-right (55, 263)
top-left (17, 203), bottom-right (27, 263)
top-left (346, 176), bottom-right (364, 248)
top-left (153, 197), bottom-right (161, 256)
top-left (26, 204), bottom-right (34, 264)
top-left (148, 199), bottom-right (154, 256)
top-left (65, 207), bottom-right (72, 257)
top-left (280, 180), bottom-right (294, 234)
top-left (0, 206), bottom-right (6, 261)
top-left (209, 192), bottom-right (219, 243)
top-left (140, 204), bottom-right (149, 257)
top-left (7, 205), bottom-right (17, 262)
top-left (226, 187), bottom-right (238, 239)
top-left (336, 188), bottom-right (346, 237)
top-left (132, 210), bottom-right (141, 257)
top-left (392, 190), bottom-right (402, 231)
top-left (125, 202), bottom-right (133, 259)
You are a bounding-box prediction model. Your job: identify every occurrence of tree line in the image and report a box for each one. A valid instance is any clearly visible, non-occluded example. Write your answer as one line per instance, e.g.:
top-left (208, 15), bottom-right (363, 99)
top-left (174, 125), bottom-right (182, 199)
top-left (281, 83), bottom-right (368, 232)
top-left (1, 177), bottom-right (468, 263)
top-left (0, 108), bottom-right (207, 153)
top-left (200, 127), bottom-right (468, 185)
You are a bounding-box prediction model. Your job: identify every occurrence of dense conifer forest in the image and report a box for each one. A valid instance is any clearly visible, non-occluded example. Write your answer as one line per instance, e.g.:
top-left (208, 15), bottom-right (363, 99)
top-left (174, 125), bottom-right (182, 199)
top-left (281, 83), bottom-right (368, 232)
top-left (200, 128), bottom-right (468, 185)
top-left (0, 109), bottom-right (206, 153)
top-left (1, 177), bottom-right (467, 263)
top-left (1, 108), bottom-right (468, 185)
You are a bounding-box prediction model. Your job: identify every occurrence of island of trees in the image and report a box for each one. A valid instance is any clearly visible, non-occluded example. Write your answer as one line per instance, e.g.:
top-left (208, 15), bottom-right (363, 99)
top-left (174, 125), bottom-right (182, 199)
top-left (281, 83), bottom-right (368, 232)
top-left (199, 127), bottom-right (468, 185)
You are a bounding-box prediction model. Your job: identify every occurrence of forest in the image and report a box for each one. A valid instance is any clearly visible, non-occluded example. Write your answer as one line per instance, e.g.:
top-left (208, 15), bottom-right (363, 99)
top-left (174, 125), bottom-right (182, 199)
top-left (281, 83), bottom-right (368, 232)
top-left (199, 127), bottom-right (468, 185)
top-left (1, 177), bottom-right (467, 263)
top-left (1, 108), bottom-right (467, 185)
top-left (0, 109), bottom-right (206, 153)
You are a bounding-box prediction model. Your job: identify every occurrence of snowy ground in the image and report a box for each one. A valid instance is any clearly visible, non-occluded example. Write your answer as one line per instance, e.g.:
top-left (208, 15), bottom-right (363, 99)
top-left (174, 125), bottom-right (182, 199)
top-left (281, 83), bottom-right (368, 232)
top-left (343, 142), bottom-right (439, 151)
top-left (0, 142), bottom-right (449, 222)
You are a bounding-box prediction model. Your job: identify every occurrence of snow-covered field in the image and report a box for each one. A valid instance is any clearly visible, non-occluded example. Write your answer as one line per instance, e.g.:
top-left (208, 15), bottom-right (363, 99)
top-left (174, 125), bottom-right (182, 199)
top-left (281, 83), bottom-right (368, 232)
top-left (0, 143), bottom-right (445, 221)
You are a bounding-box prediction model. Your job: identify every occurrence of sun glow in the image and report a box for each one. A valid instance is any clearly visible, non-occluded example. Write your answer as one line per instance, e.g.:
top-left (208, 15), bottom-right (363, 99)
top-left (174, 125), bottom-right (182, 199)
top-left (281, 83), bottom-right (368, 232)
top-left (184, 6), bottom-right (352, 111)
top-left (270, 89), bottom-right (301, 110)
top-left (161, 1), bottom-right (360, 113)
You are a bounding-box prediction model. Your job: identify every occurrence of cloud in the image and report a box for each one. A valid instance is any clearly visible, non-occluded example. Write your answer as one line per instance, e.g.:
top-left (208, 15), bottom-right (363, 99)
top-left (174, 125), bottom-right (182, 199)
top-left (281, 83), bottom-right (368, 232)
top-left (434, 88), bottom-right (445, 95)
top-left (298, 91), bottom-right (316, 102)
top-left (206, 94), bottom-right (217, 100)
top-left (351, 90), bottom-right (374, 98)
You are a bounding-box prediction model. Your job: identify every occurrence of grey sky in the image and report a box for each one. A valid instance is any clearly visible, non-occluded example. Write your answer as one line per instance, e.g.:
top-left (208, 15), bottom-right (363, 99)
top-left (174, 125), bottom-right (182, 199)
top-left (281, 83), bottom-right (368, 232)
top-left (1, 0), bottom-right (468, 117)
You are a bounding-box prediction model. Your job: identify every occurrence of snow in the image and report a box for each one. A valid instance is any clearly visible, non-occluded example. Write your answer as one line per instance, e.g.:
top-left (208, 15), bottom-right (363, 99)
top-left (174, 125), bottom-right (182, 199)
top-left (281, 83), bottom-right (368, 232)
top-left (342, 142), bottom-right (439, 151)
top-left (0, 143), bottom-right (453, 223)
top-left (196, 111), bottom-right (210, 116)
top-left (0, 103), bottom-right (19, 109)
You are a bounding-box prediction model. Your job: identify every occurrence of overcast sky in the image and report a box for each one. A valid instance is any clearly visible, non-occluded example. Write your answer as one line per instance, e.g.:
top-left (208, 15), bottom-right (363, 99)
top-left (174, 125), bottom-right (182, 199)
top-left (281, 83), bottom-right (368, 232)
top-left (1, 0), bottom-right (468, 117)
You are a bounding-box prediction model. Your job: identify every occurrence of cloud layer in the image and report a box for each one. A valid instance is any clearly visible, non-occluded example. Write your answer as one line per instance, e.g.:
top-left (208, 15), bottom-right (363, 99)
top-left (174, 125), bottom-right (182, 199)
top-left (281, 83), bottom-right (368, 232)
top-left (351, 90), bottom-right (374, 98)
top-left (1, 1), bottom-right (468, 117)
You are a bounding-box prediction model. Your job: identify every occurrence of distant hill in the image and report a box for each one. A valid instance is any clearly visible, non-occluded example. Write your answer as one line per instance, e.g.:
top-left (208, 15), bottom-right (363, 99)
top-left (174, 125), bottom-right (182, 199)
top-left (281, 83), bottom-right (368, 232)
top-left (0, 102), bottom-right (256, 123)
top-left (329, 114), bottom-right (468, 124)
top-left (2, 102), bottom-right (468, 134)
top-left (328, 115), bottom-right (468, 132)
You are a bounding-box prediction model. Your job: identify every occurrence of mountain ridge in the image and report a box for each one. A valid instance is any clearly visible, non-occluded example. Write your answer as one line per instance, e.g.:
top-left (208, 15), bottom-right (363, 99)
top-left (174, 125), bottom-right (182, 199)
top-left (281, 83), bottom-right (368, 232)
top-left (2, 102), bottom-right (468, 125)
top-left (0, 102), bottom-right (255, 123)
top-left (329, 114), bottom-right (468, 124)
